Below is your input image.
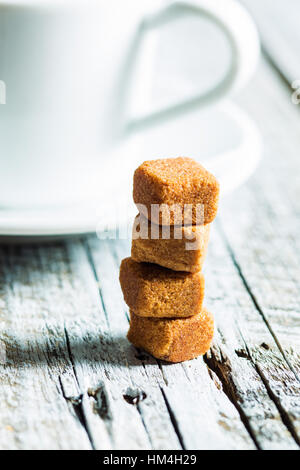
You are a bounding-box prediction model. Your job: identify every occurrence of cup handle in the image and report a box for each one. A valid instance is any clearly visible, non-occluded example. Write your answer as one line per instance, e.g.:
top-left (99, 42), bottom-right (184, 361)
top-left (129, 0), bottom-right (260, 130)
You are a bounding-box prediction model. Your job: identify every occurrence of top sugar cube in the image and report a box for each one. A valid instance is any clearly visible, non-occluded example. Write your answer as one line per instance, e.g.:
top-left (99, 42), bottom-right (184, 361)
top-left (133, 157), bottom-right (219, 225)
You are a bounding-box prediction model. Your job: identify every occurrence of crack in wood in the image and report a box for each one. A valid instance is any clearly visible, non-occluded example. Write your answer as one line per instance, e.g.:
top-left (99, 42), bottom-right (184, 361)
top-left (236, 332), bottom-right (300, 449)
top-left (262, 47), bottom-right (293, 91)
top-left (160, 387), bottom-right (186, 450)
top-left (58, 378), bottom-right (96, 450)
top-left (211, 221), bottom-right (300, 447)
top-left (64, 326), bottom-right (80, 388)
top-left (239, 342), bottom-right (300, 446)
top-left (203, 353), bottom-right (260, 449)
top-left (205, 363), bottom-right (224, 392)
top-left (218, 220), bottom-right (300, 385)
top-left (126, 346), bottom-right (185, 449)
top-left (255, 364), bottom-right (300, 447)
top-left (124, 341), bottom-right (188, 449)
top-left (135, 403), bottom-right (155, 450)
top-left (83, 239), bottom-right (110, 329)
top-left (157, 362), bottom-right (169, 387)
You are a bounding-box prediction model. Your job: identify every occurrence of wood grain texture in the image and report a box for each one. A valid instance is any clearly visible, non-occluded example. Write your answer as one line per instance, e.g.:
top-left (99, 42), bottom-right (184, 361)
top-left (205, 228), bottom-right (299, 449)
top-left (215, 57), bottom-right (300, 447)
top-left (0, 239), bottom-right (255, 450)
top-left (0, 245), bottom-right (92, 450)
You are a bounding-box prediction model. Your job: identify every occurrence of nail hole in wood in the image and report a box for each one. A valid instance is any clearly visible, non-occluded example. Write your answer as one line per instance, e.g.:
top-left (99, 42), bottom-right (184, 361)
top-left (123, 388), bottom-right (147, 405)
top-left (235, 348), bottom-right (249, 359)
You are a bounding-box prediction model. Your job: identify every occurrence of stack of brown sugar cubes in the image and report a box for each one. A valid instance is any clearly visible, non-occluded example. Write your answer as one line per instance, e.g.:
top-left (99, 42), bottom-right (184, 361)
top-left (119, 157), bottom-right (219, 363)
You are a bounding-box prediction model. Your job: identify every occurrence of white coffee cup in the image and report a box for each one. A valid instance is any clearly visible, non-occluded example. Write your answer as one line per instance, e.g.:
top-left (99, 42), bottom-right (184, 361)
top-left (0, 0), bottom-right (259, 208)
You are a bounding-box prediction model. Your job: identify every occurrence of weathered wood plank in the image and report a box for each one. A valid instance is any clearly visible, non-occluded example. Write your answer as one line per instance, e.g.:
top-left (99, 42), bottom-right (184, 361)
top-left (205, 228), bottom-right (299, 449)
top-left (0, 244), bottom-right (92, 450)
top-left (38, 240), bottom-right (154, 450)
top-left (230, 59), bottom-right (300, 361)
top-left (211, 58), bottom-right (300, 446)
top-left (203, 52), bottom-right (300, 447)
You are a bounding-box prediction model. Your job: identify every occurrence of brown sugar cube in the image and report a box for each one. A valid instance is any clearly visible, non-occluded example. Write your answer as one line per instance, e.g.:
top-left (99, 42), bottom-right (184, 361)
top-left (119, 257), bottom-right (205, 318)
top-left (127, 308), bottom-right (214, 363)
top-left (133, 157), bottom-right (219, 225)
top-left (131, 214), bottom-right (210, 273)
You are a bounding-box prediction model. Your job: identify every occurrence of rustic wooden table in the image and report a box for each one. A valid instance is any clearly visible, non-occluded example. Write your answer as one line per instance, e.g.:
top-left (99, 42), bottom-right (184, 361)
top-left (0, 1), bottom-right (300, 450)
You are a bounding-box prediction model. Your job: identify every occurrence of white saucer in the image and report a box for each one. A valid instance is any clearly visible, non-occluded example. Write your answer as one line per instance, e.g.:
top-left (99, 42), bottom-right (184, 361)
top-left (0, 101), bottom-right (262, 239)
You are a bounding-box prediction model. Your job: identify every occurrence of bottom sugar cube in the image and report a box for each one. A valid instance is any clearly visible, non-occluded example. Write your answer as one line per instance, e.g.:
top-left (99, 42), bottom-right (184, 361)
top-left (127, 308), bottom-right (214, 363)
